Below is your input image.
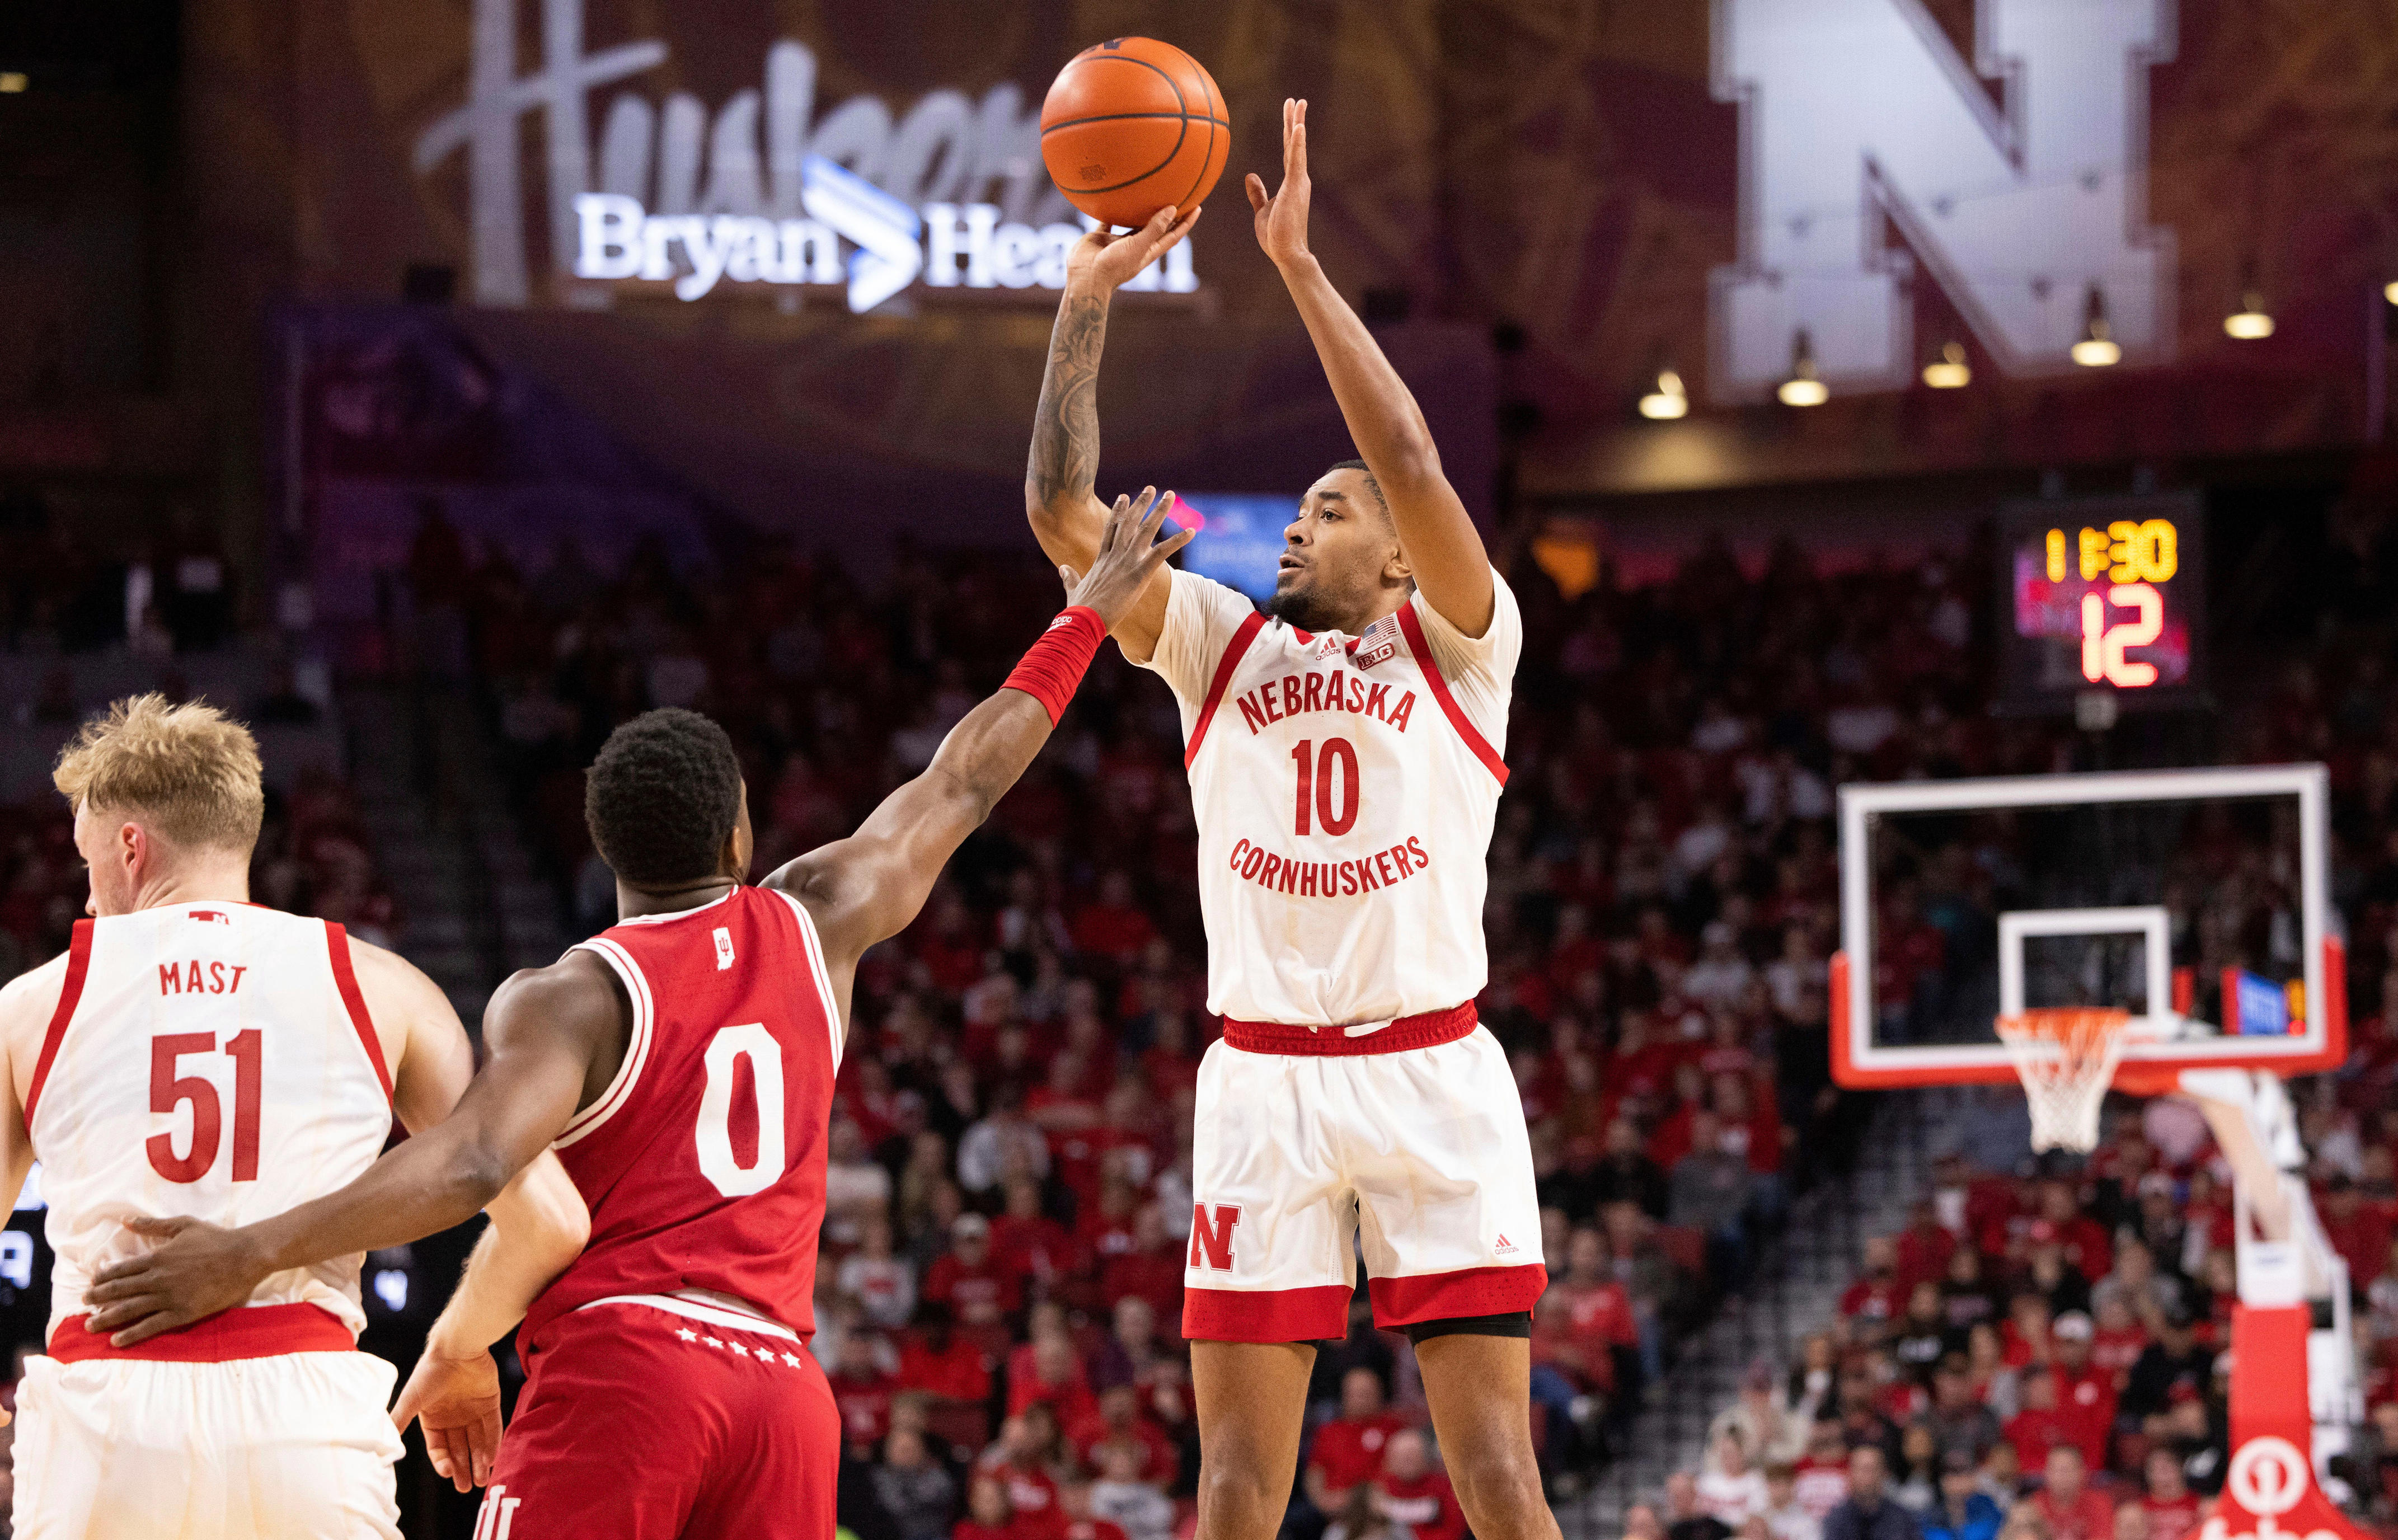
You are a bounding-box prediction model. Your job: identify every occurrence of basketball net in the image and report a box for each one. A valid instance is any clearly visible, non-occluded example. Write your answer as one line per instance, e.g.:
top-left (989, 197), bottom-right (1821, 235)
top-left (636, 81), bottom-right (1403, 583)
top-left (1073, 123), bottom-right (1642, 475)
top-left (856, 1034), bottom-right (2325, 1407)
top-left (1993, 1007), bottom-right (2135, 1153)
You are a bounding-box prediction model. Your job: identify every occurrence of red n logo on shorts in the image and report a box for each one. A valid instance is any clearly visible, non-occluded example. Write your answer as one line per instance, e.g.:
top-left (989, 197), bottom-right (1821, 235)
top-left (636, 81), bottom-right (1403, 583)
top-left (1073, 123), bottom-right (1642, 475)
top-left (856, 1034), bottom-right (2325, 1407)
top-left (1189, 1204), bottom-right (1241, 1270)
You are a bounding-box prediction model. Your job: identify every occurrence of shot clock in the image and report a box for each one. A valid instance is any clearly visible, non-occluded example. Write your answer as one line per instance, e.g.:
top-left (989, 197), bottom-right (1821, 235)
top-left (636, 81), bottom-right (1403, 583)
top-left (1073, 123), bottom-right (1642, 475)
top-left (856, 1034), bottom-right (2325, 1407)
top-left (1998, 495), bottom-right (2204, 712)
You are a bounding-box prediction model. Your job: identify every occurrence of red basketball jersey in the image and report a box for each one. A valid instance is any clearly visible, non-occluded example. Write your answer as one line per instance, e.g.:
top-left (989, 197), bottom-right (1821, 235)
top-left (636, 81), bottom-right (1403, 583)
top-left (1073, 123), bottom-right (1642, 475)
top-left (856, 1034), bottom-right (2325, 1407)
top-left (520, 885), bottom-right (844, 1349)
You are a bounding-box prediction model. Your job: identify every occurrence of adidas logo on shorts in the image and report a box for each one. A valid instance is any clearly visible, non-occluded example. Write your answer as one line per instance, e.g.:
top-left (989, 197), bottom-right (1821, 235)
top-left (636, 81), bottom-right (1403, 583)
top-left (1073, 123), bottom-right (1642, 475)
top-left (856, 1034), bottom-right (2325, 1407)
top-left (1494, 1234), bottom-right (1517, 1255)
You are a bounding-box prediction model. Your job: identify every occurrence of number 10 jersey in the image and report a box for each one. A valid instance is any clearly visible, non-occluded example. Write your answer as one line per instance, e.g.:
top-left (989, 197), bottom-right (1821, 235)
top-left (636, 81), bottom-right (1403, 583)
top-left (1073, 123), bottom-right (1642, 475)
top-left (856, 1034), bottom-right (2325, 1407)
top-left (519, 885), bottom-right (844, 1351)
top-left (1139, 568), bottom-right (1522, 1027)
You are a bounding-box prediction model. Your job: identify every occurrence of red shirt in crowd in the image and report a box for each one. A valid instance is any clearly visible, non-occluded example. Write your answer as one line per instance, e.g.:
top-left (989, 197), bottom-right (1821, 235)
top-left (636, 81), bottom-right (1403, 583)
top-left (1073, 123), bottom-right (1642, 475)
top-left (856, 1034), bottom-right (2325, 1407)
top-left (2140, 1494), bottom-right (2202, 1540)
top-left (1100, 1248), bottom-right (1184, 1325)
top-left (1063, 1520), bottom-right (1130, 1540)
top-left (925, 1253), bottom-right (1028, 1331)
top-left (897, 1333), bottom-right (994, 1403)
top-left (2030, 1486), bottom-right (2114, 1540)
top-left (2054, 1363), bottom-right (2118, 1467)
top-left (1071, 1416), bottom-right (1177, 1486)
top-left (2090, 1325), bottom-right (2148, 1381)
top-left (1006, 1351), bottom-right (1098, 1428)
top-left (1310, 1414), bottom-right (1408, 1496)
top-left (986, 1461), bottom-right (1062, 1534)
top-left (829, 1365), bottom-right (898, 1448)
top-left (2003, 1406), bottom-right (2069, 1469)
top-left (992, 1213), bottom-right (1076, 1288)
top-left (1841, 1275), bottom-right (1905, 1326)
top-left (1376, 1472), bottom-right (1464, 1540)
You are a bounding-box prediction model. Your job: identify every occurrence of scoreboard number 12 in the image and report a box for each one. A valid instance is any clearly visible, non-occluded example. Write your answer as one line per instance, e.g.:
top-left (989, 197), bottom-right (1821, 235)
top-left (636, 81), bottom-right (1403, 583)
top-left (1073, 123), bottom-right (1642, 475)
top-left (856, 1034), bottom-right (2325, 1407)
top-left (2047, 519), bottom-right (2180, 689)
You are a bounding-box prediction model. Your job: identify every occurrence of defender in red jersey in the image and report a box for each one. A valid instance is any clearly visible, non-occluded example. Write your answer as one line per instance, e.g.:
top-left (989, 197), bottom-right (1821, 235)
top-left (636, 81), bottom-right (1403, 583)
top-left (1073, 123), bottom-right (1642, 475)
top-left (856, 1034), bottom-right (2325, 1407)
top-left (79, 494), bottom-right (1192, 1540)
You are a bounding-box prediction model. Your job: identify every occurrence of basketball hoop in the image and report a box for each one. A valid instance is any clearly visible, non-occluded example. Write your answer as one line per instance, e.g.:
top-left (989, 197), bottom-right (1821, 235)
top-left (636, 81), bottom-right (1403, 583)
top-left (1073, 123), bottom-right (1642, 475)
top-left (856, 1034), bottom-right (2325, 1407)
top-left (1994, 1007), bottom-right (2136, 1153)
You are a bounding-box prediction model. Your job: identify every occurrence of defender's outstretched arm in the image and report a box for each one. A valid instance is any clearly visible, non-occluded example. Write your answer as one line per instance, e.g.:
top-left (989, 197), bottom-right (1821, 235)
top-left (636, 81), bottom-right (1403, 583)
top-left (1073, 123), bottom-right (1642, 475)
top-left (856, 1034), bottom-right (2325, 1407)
top-left (1249, 98), bottom-right (1495, 637)
top-left (777, 489), bottom-right (1191, 970)
top-left (1025, 208), bottom-right (1199, 664)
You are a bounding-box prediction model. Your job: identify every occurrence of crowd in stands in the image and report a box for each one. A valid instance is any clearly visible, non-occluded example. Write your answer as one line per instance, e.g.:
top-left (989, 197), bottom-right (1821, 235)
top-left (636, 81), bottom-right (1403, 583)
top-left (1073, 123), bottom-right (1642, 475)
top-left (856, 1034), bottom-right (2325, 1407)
top-left (1633, 1086), bottom-right (2398, 1540)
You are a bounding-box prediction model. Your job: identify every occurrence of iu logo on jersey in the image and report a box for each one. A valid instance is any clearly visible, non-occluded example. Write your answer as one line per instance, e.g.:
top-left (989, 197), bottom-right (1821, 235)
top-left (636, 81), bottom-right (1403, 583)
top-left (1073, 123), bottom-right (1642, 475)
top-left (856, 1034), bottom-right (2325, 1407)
top-left (474, 1486), bottom-right (523, 1539)
top-left (1189, 1203), bottom-right (1241, 1271)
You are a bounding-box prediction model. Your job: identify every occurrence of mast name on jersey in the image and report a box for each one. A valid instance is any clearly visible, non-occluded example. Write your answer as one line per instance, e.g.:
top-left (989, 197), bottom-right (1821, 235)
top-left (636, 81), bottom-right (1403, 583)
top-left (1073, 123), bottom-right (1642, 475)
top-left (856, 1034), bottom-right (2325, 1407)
top-left (417, 0), bottom-right (1202, 313)
top-left (1235, 669), bottom-right (1418, 737)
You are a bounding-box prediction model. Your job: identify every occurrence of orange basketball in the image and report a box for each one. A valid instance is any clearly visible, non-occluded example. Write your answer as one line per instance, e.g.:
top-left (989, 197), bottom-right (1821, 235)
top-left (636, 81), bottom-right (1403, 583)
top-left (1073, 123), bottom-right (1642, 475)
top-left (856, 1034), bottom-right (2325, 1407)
top-left (1040, 38), bottom-right (1229, 231)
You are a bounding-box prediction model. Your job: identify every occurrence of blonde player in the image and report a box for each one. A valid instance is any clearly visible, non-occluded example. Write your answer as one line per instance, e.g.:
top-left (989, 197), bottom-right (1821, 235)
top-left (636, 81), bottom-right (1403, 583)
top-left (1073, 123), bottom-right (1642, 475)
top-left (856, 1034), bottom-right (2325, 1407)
top-left (1024, 101), bottom-right (1556, 1540)
top-left (0, 696), bottom-right (587, 1539)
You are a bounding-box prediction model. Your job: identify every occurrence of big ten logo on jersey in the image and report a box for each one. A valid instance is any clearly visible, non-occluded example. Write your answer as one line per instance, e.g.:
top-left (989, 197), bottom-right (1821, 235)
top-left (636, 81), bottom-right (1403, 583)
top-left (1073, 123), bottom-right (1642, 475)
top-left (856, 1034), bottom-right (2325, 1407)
top-left (1188, 1203), bottom-right (1241, 1271)
top-left (473, 1485), bottom-right (523, 1539)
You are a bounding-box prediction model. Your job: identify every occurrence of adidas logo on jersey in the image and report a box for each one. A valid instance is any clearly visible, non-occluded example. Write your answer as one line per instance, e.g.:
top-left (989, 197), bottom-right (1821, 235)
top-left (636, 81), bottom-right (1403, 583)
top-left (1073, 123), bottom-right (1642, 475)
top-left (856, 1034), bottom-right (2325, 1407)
top-left (1494, 1234), bottom-right (1518, 1255)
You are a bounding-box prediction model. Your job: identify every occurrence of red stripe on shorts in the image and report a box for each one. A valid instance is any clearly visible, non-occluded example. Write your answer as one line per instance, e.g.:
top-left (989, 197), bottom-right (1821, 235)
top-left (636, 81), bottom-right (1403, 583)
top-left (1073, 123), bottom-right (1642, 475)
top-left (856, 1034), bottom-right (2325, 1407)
top-left (50, 1302), bottom-right (354, 1364)
top-left (1220, 1002), bottom-right (1477, 1056)
top-left (1366, 1264), bottom-right (1550, 1328)
top-left (1184, 1284), bottom-right (1354, 1343)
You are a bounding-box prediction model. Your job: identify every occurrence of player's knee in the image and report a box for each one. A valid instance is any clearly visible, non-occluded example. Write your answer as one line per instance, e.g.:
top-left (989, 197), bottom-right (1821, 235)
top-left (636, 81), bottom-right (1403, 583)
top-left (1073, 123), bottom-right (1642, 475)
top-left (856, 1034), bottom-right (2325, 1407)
top-left (1195, 1453), bottom-right (1287, 1526)
top-left (1449, 1445), bottom-right (1550, 1535)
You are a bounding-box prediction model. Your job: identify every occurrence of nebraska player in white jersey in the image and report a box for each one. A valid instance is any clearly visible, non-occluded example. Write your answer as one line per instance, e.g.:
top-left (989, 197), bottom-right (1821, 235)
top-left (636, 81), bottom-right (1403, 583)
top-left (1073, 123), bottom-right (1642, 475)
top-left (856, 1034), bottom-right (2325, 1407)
top-left (1026, 101), bottom-right (1555, 1540)
top-left (0, 696), bottom-right (586, 1540)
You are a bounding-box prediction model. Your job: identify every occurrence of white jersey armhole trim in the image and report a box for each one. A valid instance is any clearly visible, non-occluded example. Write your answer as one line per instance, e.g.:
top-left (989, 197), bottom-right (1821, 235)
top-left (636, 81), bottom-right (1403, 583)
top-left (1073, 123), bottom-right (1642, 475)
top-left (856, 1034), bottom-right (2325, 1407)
top-left (554, 937), bottom-right (655, 1150)
top-left (766, 886), bottom-right (846, 1069)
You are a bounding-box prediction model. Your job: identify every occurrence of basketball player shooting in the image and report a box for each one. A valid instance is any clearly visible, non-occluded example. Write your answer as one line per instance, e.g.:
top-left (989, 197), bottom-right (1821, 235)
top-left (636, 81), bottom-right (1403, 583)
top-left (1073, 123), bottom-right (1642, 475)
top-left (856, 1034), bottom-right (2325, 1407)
top-left (76, 497), bottom-right (1186, 1540)
top-left (0, 696), bottom-right (588, 1540)
top-left (1026, 99), bottom-right (1556, 1540)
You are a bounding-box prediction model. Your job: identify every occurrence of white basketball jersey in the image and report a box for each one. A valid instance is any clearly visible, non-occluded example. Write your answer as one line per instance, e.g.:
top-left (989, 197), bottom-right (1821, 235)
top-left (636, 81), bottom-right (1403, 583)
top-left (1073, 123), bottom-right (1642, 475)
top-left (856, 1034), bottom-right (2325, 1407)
top-left (25, 902), bottom-right (396, 1340)
top-left (1139, 567), bottom-right (1520, 1026)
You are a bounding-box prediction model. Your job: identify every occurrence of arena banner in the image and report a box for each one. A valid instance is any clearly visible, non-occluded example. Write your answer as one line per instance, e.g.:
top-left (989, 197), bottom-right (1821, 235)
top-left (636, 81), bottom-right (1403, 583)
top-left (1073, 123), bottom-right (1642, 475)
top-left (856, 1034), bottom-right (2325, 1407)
top-left (218, 0), bottom-right (2398, 493)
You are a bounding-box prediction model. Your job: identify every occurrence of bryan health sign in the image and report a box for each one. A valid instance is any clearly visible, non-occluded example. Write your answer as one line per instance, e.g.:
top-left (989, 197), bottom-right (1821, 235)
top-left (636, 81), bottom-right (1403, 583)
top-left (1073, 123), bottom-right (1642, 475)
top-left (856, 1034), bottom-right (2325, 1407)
top-left (412, 0), bottom-right (1197, 312)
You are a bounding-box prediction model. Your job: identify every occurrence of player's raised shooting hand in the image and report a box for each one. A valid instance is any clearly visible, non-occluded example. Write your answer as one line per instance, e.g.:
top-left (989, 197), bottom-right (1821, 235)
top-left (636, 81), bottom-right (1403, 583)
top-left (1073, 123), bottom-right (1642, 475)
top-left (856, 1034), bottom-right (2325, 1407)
top-left (81, 1214), bottom-right (274, 1346)
top-left (1066, 203), bottom-right (1201, 294)
top-left (1246, 97), bottom-right (1312, 269)
top-left (1059, 486), bottom-right (1194, 632)
top-left (393, 1346), bottom-right (504, 1492)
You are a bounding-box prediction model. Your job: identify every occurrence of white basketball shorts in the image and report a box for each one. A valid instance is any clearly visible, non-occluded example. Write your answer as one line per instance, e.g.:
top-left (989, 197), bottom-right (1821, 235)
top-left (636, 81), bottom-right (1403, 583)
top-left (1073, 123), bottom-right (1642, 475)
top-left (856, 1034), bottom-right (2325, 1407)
top-left (1181, 1006), bottom-right (1548, 1342)
top-left (15, 1347), bottom-right (404, 1539)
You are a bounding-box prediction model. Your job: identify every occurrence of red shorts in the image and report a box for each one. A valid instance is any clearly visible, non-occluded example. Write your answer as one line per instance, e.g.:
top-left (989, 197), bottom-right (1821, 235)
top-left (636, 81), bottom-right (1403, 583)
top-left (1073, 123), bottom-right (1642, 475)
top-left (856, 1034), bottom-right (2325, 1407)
top-left (479, 1297), bottom-right (839, 1539)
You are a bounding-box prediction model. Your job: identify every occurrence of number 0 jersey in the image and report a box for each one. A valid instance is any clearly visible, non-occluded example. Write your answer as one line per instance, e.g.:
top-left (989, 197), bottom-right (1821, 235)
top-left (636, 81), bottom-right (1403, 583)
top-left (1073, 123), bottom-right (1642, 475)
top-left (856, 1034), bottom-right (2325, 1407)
top-left (519, 885), bottom-right (843, 1350)
top-left (1138, 567), bottom-right (1521, 1026)
top-left (24, 903), bottom-right (397, 1344)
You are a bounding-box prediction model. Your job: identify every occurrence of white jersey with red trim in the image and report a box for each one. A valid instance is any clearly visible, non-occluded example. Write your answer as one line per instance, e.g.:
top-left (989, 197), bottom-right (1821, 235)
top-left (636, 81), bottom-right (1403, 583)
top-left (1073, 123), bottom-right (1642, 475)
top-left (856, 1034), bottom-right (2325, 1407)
top-left (1139, 567), bottom-right (1520, 1026)
top-left (24, 902), bottom-right (395, 1341)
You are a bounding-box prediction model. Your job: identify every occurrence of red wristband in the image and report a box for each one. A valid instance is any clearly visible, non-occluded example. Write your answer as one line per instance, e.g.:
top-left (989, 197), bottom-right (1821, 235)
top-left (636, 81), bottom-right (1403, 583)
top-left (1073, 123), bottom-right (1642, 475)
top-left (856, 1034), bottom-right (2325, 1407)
top-left (1005, 607), bottom-right (1106, 725)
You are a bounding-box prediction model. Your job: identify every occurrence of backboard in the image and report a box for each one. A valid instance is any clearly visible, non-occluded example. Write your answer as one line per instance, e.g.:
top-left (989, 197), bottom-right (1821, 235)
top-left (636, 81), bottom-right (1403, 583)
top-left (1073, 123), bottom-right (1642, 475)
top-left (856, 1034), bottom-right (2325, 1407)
top-left (1832, 763), bottom-right (2346, 1088)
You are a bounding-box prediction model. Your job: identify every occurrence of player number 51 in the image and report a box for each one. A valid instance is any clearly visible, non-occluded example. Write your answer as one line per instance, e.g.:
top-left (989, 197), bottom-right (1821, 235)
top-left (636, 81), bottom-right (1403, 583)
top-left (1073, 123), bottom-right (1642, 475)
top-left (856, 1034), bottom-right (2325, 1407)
top-left (147, 1030), bottom-right (262, 1184)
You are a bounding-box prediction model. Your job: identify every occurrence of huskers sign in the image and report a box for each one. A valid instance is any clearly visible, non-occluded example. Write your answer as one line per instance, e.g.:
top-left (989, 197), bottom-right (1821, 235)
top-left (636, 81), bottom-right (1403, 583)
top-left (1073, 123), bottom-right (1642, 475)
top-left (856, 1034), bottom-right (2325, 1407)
top-left (411, 0), bottom-right (1198, 312)
top-left (1710, 0), bottom-right (2177, 399)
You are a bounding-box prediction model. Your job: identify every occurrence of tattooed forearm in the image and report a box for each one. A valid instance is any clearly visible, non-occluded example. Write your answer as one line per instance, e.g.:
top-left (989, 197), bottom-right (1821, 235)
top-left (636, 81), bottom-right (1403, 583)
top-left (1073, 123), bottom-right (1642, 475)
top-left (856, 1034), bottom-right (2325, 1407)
top-left (1026, 288), bottom-right (1111, 511)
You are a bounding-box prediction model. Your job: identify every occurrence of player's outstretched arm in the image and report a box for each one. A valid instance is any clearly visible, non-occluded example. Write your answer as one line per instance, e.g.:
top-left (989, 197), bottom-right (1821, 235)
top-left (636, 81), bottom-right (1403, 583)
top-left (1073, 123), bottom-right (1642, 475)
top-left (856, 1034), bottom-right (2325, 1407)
top-left (1024, 206), bottom-right (1197, 664)
top-left (81, 953), bottom-right (612, 1346)
top-left (776, 488), bottom-right (1192, 978)
top-left (1248, 97), bottom-right (1496, 637)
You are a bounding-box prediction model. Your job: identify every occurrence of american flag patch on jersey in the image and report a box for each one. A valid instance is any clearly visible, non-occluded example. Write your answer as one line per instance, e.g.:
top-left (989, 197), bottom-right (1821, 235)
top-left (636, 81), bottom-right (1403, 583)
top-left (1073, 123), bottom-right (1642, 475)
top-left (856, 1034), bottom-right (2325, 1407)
top-left (1349, 613), bottom-right (1403, 670)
